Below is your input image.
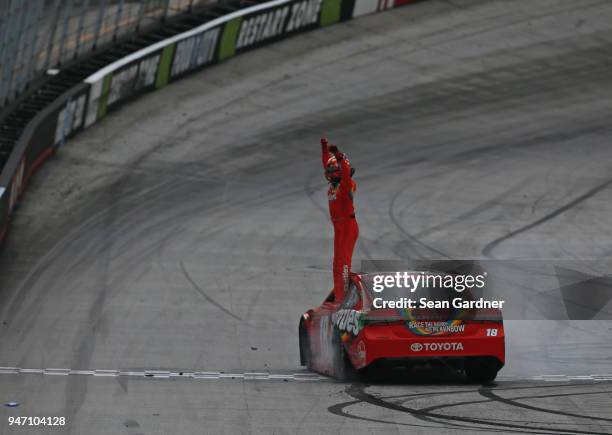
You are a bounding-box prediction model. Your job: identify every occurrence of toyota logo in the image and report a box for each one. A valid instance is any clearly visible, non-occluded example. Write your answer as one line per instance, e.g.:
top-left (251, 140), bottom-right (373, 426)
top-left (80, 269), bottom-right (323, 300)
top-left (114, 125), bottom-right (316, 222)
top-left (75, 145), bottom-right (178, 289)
top-left (410, 343), bottom-right (423, 352)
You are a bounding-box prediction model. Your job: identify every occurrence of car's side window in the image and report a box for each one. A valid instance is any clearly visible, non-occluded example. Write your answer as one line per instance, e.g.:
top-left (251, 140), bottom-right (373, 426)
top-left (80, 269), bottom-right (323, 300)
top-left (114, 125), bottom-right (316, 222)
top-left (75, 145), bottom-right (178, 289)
top-left (341, 282), bottom-right (359, 309)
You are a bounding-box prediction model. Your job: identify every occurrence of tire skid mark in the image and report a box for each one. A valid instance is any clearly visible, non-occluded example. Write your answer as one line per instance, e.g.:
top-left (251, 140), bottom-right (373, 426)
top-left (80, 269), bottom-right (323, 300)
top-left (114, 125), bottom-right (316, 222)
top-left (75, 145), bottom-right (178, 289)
top-left (329, 383), bottom-right (612, 435)
top-left (478, 387), bottom-right (612, 423)
top-left (388, 180), bottom-right (452, 260)
top-left (328, 386), bottom-right (559, 434)
top-left (180, 260), bottom-right (243, 322)
top-left (482, 176), bottom-right (612, 257)
top-left (413, 178), bottom-right (533, 240)
top-left (0, 178), bottom-right (186, 359)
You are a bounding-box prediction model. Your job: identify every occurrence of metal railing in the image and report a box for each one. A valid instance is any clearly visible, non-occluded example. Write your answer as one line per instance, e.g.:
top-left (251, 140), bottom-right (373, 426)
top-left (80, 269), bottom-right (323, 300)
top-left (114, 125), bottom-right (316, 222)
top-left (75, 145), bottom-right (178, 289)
top-left (0, 0), bottom-right (213, 108)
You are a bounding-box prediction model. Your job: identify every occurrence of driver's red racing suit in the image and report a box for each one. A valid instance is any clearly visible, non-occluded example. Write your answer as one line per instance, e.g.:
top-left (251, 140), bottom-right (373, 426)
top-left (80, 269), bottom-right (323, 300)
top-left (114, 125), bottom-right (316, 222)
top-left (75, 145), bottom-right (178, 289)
top-left (322, 144), bottom-right (359, 302)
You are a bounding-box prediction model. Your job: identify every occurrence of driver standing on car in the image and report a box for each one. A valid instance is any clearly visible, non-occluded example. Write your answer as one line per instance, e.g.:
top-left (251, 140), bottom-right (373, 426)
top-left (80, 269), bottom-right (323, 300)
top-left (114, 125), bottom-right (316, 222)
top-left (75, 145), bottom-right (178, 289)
top-left (320, 137), bottom-right (359, 302)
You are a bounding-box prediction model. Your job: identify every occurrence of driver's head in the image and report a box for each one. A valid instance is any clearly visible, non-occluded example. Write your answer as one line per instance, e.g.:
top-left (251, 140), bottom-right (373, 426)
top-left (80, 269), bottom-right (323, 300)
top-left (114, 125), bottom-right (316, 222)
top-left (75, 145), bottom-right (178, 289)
top-left (325, 154), bottom-right (353, 186)
top-left (325, 156), bottom-right (341, 185)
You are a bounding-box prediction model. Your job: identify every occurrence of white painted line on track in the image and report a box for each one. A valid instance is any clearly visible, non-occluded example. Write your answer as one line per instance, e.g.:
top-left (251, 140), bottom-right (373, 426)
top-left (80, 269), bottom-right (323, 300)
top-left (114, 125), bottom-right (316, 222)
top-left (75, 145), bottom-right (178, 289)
top-left (219, 373), bottom-right (245, 379)
top-left (18, 368), bottom-right (44, 374)
top-left (70, 370), bottom-right (95, 375)
top-left (145, 371), bottom-right (171, 378)
top-left (93, 369), bottom-right (119, 377)
top-left (193, 372), bottom-right (221, 379)
top-left (120, 370), bottom-right (145, 377)
top-left (44, 368), bottom-right (70, 376)
top-left (1, 367), bottom-right (610, 383)
top-left (0, 367), bottom-right (327, 382)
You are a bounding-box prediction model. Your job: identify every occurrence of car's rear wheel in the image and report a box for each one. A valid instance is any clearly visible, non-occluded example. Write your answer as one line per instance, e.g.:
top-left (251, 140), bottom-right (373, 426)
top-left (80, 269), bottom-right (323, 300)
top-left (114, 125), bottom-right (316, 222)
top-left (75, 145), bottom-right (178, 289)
top-left (299, 321), bottom-right (313, 370)
top-left (332, 330), bottom-right (355, 381)
top-left (465, 357), bottom-right (501, 384)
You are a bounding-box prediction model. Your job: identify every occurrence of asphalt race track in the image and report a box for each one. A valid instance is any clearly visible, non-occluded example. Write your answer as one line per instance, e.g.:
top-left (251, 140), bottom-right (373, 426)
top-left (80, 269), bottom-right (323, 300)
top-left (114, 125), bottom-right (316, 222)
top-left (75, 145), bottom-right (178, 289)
top-left (1, 0), bottom-right (612, 433)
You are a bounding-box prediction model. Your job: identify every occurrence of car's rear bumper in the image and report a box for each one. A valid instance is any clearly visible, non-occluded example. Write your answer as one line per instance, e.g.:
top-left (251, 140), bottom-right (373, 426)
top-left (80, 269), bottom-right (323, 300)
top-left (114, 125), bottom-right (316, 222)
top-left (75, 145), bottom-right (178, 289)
top-left (348, 326), bottom-right (505, 369)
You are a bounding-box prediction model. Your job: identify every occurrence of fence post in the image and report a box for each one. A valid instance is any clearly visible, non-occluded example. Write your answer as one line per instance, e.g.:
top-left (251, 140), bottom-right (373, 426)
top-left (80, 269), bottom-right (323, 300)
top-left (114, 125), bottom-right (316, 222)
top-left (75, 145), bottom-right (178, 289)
top-left (135, 1), bottom-right (146, 33)
top-left (57, 0), bottom-right (73, 65)
top-left (92, 0), bottom-right (107, 50)
top-left (112, 0), bottom-right (125, 42)
top-left (43, 0), bottom-right (63, 71)
top-left (4, 1), bottom-right (27, 103)
top-left (0, 0), bottom-right (7, 66)
top-left (0, 1), bottom-right (16, 103)
top-left (0, 0), bottom-right (11, 106)
top-left (15, 2), bottom-right (38, 95)
top-left (23, 1), bottom-right (43, 92)
top-left (162, 0), bottom-right (171, 21)
top-left (74, 0), bottom-right (90, 59)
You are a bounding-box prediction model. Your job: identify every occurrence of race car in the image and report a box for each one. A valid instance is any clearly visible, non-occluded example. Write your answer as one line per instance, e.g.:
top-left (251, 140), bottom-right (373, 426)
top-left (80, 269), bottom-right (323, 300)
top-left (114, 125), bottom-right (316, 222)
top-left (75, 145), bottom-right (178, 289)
top-left (299, 271), bottom-right (505, 383)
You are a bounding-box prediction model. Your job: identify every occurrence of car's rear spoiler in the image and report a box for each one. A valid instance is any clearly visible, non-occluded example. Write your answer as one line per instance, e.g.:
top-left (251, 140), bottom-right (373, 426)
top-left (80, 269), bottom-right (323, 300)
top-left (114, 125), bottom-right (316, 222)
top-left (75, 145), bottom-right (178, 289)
top-left (360, 308), bottom-right (503, 324)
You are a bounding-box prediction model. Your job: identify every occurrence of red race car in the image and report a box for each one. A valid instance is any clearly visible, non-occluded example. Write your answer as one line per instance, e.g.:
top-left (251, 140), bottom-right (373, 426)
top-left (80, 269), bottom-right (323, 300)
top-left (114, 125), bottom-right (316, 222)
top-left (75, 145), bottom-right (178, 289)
top-left (299, 271), bottom-right (505, 383)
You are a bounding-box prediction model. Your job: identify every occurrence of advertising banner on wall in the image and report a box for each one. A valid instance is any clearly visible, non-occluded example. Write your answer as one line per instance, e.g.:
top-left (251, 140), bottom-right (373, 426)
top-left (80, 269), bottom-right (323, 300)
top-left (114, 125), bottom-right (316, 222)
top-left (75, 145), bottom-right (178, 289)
top-left (234, 0), bottom-right (323, 52)
top-left (84, 0), bottom-right (359, 127)
top-left (170, 27), bottom-right (221, 80)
